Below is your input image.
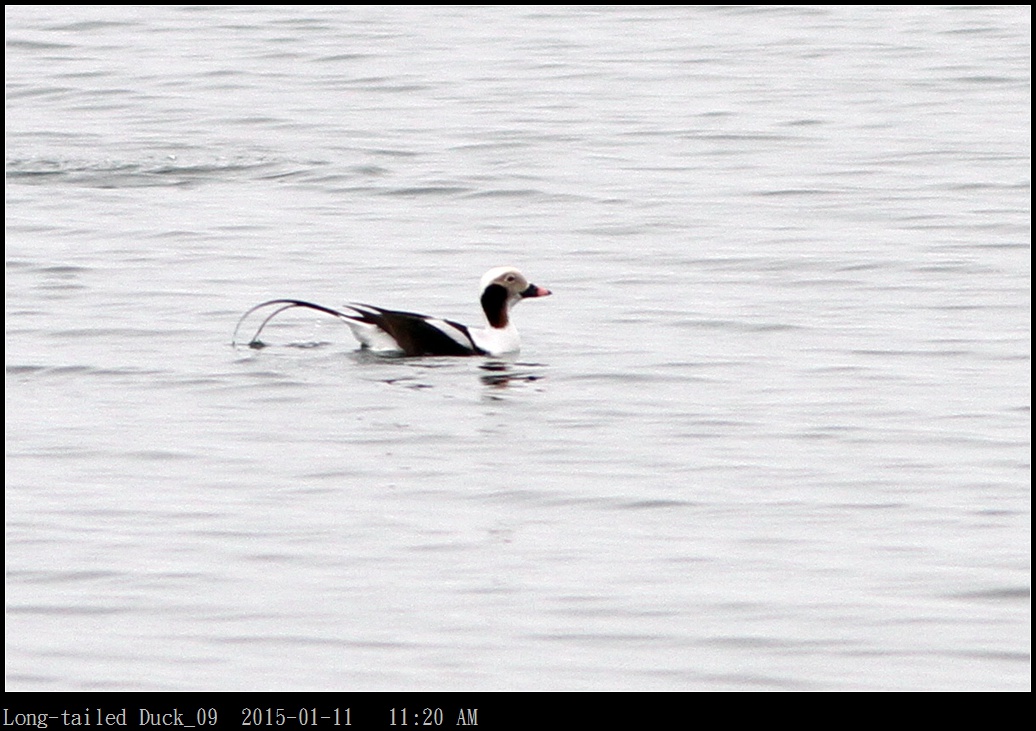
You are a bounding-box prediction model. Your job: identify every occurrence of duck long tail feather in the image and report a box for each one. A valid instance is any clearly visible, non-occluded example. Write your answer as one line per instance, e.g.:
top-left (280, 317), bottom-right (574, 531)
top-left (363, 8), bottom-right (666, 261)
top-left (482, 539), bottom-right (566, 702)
top-left (233, 298), bottom-right (353, 347)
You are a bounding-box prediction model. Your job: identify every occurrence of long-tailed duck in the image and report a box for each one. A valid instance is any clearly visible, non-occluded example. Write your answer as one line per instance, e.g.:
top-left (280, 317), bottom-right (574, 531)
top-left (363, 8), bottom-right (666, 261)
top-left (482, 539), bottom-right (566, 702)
top-left (234, 266), bottom-right (551, 357)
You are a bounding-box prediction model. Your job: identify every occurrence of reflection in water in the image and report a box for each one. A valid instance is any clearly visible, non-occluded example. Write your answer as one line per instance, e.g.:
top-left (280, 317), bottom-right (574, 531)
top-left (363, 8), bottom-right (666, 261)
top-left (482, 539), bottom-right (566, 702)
top-left (480, 360), bottom-right (547, 388)
top-left (233, 340), bottom-right (547, 391)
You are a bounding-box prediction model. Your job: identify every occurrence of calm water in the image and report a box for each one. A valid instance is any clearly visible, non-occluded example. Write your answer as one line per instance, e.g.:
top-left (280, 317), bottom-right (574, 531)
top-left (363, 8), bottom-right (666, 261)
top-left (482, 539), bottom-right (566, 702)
top-left (5, 5), bottom-right (1030, 691)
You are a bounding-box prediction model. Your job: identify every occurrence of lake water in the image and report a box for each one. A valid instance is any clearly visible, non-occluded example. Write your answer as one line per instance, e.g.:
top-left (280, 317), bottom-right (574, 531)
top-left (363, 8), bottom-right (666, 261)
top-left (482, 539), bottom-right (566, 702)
top-left (5, 5), bottom-right (1030, 691)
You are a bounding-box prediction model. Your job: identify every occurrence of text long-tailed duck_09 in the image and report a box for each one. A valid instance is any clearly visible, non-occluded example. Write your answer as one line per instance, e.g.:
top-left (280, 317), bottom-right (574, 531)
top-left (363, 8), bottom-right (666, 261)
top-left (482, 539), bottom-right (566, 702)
top-left (234, 267), bottom-right (552, 357)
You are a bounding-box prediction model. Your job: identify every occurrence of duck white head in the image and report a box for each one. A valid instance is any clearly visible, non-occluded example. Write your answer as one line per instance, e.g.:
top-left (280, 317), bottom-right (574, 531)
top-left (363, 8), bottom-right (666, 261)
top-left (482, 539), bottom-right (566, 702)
top-left (479, 266), bottom-right (552, 329)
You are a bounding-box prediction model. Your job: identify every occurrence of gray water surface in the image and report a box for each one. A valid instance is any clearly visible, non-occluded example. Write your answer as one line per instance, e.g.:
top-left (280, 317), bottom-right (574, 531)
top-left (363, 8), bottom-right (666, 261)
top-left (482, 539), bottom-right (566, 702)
top-left (5, 5), bottom-right (1030, 691)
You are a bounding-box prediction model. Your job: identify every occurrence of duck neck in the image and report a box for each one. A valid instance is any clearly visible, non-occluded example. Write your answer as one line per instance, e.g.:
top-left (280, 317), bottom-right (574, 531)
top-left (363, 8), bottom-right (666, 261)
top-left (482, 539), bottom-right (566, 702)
top-left (481, 284), bottom-right (511, 329)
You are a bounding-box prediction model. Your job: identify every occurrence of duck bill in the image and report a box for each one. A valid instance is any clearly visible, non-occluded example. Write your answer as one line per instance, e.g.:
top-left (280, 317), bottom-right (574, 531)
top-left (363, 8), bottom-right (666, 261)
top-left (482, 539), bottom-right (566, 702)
top-left (521, 283), bottom-right (552, 298)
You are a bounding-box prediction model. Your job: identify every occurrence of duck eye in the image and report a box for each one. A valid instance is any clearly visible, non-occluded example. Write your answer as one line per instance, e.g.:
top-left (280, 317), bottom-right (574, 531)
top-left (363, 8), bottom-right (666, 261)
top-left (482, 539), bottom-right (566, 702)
top-left (505, 275), bottom-right (516, 283)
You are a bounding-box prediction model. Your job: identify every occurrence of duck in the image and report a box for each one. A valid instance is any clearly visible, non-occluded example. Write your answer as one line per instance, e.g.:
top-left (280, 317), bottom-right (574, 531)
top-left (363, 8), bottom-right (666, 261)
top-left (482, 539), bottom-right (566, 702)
top-left (234, 266), bottom-right (551, 357)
